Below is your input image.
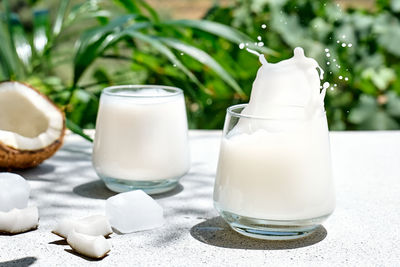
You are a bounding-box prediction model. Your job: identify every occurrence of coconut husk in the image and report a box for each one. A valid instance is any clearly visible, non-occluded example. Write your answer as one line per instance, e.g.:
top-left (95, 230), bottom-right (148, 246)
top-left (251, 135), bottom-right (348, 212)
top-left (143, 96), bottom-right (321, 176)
top-left (0, 81), bottom-right (66, 169)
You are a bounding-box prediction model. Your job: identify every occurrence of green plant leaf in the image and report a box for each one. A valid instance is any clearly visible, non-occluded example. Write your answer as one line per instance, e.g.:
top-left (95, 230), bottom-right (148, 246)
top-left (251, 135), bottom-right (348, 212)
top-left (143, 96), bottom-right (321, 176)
top-left (33, 9), bottom-right (50, 56)
top-left (66, 118), bottom-right (93, 142)
top-left (9, 14), bottom-right (32, 71)
top-left (113, 0), bottom-right (142, 14)
top-left (125, 29), bottom-right (204, 91)
top-left (160, 37), bottom-right (244, 96)
top-left (65, 1), bottom-right (111, 27)
top-left (53, 0), bottom-right (70, 38)
top-left (348, 94), bottom-right (377, 124)
top-left (73, 15), bottom-right (139, 84)
top-left (163, 19), bottom-right (277, 56)
top-left (361, 110), bottom-right (399, 130)
top-left (136, 0), bottom-right (159, 23)
top-left (0, 0), bottom-right (24, 78)
top-left (386, 91), bottom-right (400, 117)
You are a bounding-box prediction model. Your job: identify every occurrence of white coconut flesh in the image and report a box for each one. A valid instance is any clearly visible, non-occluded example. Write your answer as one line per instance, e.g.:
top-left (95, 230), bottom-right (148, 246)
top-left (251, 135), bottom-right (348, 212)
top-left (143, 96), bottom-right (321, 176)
top-left (0, 82), bottom-right (63, 151)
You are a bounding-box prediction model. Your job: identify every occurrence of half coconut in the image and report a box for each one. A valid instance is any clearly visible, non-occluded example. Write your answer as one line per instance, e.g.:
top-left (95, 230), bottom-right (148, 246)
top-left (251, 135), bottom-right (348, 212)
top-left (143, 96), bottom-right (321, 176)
top-left (0, 81), bottom-right (65, 169)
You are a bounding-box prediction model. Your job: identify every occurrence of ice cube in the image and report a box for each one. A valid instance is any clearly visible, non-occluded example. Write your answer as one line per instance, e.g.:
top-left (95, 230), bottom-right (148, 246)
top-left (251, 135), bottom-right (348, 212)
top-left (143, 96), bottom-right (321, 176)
top-left (0, 173), bottom-right (30, 212)
top-left (106, 190), bottom-right (164, 234)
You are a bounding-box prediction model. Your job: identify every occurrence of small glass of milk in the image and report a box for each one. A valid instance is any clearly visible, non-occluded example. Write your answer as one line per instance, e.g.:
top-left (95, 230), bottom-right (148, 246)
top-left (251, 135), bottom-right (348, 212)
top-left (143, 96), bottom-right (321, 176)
top-left (92, 85), bottom-right (190, 194)
top-left (213, 104), bottom-right (335, 240)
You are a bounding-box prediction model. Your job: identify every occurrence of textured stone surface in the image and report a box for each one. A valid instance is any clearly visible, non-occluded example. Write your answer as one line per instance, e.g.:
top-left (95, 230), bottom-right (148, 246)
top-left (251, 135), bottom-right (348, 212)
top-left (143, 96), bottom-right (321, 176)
top-left (0, 130), bottom-right (399, 266)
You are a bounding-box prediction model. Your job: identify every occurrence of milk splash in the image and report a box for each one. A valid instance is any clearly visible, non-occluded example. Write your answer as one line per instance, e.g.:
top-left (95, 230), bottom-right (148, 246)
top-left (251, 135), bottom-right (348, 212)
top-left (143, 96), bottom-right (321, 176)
top-left (243, 47), bottom-right (326, 120)
top-left (214, 48), bottom-right (335, 222)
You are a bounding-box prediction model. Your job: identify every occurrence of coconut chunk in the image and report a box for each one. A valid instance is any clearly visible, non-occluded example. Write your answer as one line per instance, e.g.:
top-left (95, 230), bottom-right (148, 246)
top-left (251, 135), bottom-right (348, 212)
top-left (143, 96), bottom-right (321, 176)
top-left (67, 230), bottom-right (111, 259)
top-left (0, 81), bottom-right (65, 169)
top-left (0, 206), bottom-right (39, 234)
top-left (52, 215), bottom-right (112, 238)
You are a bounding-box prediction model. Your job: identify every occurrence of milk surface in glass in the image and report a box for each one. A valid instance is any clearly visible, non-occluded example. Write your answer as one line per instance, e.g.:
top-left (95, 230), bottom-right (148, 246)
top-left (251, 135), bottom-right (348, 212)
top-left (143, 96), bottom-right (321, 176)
top-left (93, 86), bottom-right (190, 193)
top-left (214, 48), bottom-right (335, 223)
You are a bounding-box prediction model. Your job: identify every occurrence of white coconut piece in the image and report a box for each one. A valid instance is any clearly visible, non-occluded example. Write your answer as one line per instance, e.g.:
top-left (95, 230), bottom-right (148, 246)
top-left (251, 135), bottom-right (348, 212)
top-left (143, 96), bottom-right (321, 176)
top-left (0, 81), bottom-right (65, 169)
top-left (67, 230), bottom-right (111, 259)
top-left (106, 190), bottom-right (165, 234)
top-left (52, 215), bottom-right (112, 238)
top-left (0, 206), bottom-right (39, 234)
top-left (0, 172), bottom-right (30, 212)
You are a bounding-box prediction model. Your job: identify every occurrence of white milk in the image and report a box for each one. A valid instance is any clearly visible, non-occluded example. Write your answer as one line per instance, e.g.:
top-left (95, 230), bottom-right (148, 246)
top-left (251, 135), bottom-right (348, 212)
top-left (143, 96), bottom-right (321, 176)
top-left (92, 88), bottom-right (190, 181)
top-left (214, 48), bottom-right (335, 221)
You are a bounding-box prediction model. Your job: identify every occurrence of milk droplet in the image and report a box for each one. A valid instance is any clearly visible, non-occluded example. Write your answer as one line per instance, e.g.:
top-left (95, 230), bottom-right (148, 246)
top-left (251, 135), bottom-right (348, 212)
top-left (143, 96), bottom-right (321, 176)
top-left (180, 53), bottom-right (184, 56)
top-left (333, 59), bottom-right (336, 62)
top-left (336, 40), bottom-right (340, 43)
top-left (261, 24), bottom-right (267, 29)
top-left (330, 87), bottom-right (334, 91)
top-left (342, 35), bottom-right (346, 39)
top-left (334, 84), bottom-right (337, 87)
top-left (341, 43), bottom-right (346, 47)
top-left (348, 43), bottom-right (353, 47)
top-left (257, 36), bottom-right (262, 41)
top-left (173, 64), bottom-right (177, 67)
top-left (325, 48), bottom-right (329, 52)
top-left (239, 43), bottom-right (245, 49)
top-left (245, 43), bottom-right (249, 46)
top-left (339, 76), bottom-right (343, 79)
top-left (323, 82), bottom-right (330, 89)
top-left (345, 77), bottom-right (349, 81)
top-left (257, 42), bottom-right (264, 47)
top-left (327, 62), bottom-right (330, 65)
top-left (326, 53), bottom-right (331, 57)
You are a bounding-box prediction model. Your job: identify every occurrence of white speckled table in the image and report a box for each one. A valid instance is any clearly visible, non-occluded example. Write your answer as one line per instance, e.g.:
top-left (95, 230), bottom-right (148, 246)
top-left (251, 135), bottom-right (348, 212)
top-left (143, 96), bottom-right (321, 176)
top-left (1, 130), bottom-right (400, 266)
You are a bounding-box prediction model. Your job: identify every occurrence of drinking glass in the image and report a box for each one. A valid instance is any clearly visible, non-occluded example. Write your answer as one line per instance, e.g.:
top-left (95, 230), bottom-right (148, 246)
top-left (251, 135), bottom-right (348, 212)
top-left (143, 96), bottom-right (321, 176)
top-left (93, 85), bottom-right (190, 194)
top-left (213, 104), bottom-right (335, 240)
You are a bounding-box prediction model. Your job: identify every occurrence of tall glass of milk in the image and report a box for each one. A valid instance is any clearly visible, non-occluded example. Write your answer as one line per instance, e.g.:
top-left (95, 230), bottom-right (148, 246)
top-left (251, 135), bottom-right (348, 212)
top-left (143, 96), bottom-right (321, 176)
top-left (93, 85), bottom-right (190, 194)
top-left (213, 48), bottom-right (335, 240)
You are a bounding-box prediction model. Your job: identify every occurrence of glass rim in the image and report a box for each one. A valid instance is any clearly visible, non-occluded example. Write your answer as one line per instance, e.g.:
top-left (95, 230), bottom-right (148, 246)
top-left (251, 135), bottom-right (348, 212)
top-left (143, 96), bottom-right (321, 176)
top-left (227, 103), bottom-right (324, 120)
top-left (102, 85), bottom-right (183, 98)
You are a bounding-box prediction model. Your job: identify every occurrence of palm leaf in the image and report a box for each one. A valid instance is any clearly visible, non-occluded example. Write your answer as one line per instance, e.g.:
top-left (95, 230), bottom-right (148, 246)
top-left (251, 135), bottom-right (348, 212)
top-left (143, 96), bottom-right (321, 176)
top-left (33, 10), bottom-right (50, 56)
top-left (53, 0), bottom-right (70, 38)
top-left (73, 15), bottom-right (139, 84)
top-left (9, 14), bottom-right (32, 71)
top-left (160, 37), bottom-right (244, 96)
top-left (124, 29), bottom-right (204, 90)
top-left (65, 1), bottom-right (111, 28)
top-left (0, 0), bottom-right (24, 78)
top-left (163, 19), bottom-right (277, 56)
top-left (113, 0), bottom-right (142, 14)
top-left (136, 0), bottom-right (159, 23)
top-left (66, 118), bottom-right (93, 142)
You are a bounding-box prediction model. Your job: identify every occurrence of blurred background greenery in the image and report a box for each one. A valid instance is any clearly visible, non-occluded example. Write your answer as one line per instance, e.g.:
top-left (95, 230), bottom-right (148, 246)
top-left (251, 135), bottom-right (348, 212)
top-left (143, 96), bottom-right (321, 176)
top-left (1, 0), bottom-right (400, 138)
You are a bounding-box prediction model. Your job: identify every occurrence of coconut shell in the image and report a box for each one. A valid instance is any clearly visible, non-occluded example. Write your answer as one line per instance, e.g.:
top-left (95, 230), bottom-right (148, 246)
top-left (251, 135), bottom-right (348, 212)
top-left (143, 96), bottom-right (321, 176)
top-left (0, 81), bottom-right (66, 170)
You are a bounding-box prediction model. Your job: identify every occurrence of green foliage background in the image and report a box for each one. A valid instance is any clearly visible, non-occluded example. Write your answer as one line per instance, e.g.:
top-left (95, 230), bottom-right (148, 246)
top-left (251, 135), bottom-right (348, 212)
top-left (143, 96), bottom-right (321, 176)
top-left (1, 0), bottom-right (400, 136)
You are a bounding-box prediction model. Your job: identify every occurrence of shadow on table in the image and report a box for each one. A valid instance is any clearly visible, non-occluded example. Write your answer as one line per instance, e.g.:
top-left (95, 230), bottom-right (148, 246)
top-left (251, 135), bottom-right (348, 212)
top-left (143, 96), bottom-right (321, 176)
top-left (14, 163), bottom-right (55, 181)
top-left (73, 180), bottom-right (184, 199)
top-left (190, 216), bottom-right (327, 250)
top-left (0, 257), bottom-right (37, 267)
top-left (64, 249), bottom-right (108, 262)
